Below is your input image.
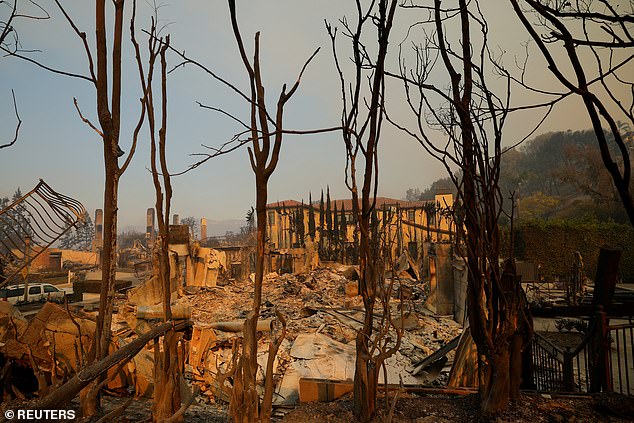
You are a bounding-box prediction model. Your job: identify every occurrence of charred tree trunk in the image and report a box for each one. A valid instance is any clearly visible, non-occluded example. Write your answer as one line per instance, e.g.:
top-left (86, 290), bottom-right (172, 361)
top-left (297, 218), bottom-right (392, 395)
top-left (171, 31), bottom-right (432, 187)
top-left (13, 0), bottom-right (144, 416)
top-left (230, 176), bottom-right (267, 422)
top-left (82, 0), bottom-right (125, 416)
top-left (130, 26), bottom-right (183, 421)
top-left (327, 1), bottom-right (398, 421)
top-left (81, 163), bottom-right (118, 417)
top-left (480, 348), bottom-right (511, 412)
top-left (353, 210), bottom-right (376, 419)
top-left (224, 2), bottom-right (316, 420)
top-left (393, 0), bottom-right (525, 415)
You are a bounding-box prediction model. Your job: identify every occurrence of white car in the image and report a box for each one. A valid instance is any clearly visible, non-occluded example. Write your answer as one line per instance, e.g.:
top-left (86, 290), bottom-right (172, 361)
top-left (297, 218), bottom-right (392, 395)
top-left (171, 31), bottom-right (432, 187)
top-left (0, 283), bottom-right (67, 305)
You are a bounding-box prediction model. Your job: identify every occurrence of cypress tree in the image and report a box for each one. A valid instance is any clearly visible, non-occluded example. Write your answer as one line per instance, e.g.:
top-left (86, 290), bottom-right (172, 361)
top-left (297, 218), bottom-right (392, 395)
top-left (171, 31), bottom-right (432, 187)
top-left (340, 202), bottom-right (347, 262)
top-left (297, 203), bottom-right (305, 246)
top-left (281, 202), bottom-right (288, 248)
top-left (319, 190), bottom-right (325, 255)
top-left (326, 187), bottom-right (332, 232)
top-left (333, 200), bottom-right (339, 259)
top-left (340, 202), bottom-right (347, 243)
top-left (308, 192), bottom-right (316, 241)
top-left (326, 186), bottom-right (332, 253)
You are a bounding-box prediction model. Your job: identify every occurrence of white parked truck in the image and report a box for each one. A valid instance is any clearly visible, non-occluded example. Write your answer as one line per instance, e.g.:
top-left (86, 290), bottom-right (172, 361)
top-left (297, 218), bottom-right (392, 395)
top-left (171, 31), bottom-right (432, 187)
top-left (0, 283), bottom-right (69, 305)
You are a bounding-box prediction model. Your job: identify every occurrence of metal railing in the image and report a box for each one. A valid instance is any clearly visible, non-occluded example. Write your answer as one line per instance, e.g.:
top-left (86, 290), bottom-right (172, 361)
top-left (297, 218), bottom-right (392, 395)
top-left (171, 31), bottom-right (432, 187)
top-left (608, 322), bottom-right (634, 396)
top-left (0, 179), bottom-right (85, 286)
top-left (531, 331), bottom-right (592, 392)
top-left (531, 317), bottom-right (634, 396)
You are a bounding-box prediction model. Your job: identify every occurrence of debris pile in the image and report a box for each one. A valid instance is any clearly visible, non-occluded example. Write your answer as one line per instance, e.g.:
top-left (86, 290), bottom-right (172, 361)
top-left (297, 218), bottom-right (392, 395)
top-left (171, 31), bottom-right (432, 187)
top-left (0, 261), bottom-right (462, 409)
top-left (178, 265), bottom-right (462, 405)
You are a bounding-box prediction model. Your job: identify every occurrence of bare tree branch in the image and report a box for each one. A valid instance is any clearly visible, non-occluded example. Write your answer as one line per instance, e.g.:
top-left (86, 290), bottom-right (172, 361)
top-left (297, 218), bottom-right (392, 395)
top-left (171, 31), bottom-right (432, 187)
top-left (510, 0), bottom-right (634, 225)
top-left (1, 46), bottom-right (94, 82)
top-left (73, 98), bottom-right (103, 137)
top-left (0, 90), bottom-right (21, 150)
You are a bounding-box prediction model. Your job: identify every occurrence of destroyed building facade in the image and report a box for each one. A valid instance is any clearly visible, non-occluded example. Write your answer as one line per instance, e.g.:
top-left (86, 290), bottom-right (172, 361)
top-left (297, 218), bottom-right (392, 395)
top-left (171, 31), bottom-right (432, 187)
top-left (264, 193), bottom-right (454, 271)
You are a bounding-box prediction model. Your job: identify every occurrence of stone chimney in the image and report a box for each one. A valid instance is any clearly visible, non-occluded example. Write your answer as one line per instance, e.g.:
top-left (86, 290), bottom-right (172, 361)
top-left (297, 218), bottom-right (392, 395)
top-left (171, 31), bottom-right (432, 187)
top-left (146, 208), bottom-right (155, 248)
top-left (200, 217), bottom-right (207, 242)
top-left (93, 209), bottom-right (103, 251)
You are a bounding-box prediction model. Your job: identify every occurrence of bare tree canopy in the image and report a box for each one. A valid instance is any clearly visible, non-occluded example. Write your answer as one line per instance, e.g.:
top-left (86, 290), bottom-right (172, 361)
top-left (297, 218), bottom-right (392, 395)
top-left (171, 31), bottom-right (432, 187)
top-left (327, 1), bottom-right (401, 420)
top-left (392, 0), bottom-right (532, 414)
top-left (509, 0), bottom-right (634, 226)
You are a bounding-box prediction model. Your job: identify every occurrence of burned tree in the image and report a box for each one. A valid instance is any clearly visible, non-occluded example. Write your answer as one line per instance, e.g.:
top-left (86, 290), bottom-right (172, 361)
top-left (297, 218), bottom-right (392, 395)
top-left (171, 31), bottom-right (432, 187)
top-left (131, 10), bottom-right (184, 420)
top-left (159, 1), bottom-right (327, 419)
top-left (339, 202), bottom-right (348, 262)
top-left (9, 1), bottom-right (146, 416)
top-left (333, 200), bottom-right (340, 257)
top-left (224, 1), bottom-right (318, 417)
top-left (308, 192), bottom-right (316, 241)
top-left (319, 190), bottom-right (325, 256)
top-left (509, 0), bottom-right (634, 226)
top-left (326, 0), bottom-right (399, 420)
top-left (3, 0), bottom-right (150, 416)
top-left (393, 0), bottom-right (530, 414)
top-left (326, 186), bottom-right (333, 259)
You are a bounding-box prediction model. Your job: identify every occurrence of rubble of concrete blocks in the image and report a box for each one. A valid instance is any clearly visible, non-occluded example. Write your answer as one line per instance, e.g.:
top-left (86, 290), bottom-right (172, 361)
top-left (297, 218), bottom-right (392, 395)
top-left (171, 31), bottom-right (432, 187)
top-left (191, 248), bottom-right (227, 287)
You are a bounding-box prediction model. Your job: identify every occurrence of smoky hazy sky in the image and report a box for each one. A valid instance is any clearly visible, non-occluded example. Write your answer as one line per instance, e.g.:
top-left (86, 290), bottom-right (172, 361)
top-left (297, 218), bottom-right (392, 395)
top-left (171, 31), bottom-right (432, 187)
top-left (1, 1), bottom-right (629, 231)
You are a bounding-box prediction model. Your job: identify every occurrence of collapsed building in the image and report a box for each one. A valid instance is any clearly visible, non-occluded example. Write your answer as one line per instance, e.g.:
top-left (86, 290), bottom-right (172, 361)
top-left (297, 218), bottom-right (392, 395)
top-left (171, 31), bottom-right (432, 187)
top-left (0, 185), bottom-right (469, 414)
top-left (264, 193), bottom-right (461, 316)
top-left (264, 193), bottom-right (454, 272)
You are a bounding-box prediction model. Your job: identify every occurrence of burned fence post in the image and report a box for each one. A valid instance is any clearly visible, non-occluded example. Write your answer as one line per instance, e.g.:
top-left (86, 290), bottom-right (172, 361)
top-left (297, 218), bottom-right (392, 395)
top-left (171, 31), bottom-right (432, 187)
top-left (589, 306), bottom-right (613, 393)
top-left (562, 348), bottom-right (574, 392)
top-left (591, 246), bottom-right (622, 308)
top-left (589, 246), bottom-right (622, 393)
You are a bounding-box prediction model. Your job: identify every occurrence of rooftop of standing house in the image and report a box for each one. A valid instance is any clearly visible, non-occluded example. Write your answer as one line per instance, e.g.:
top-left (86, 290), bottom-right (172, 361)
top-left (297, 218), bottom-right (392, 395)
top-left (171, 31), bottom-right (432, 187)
top-left (265, 195), bottom-right (452, 211)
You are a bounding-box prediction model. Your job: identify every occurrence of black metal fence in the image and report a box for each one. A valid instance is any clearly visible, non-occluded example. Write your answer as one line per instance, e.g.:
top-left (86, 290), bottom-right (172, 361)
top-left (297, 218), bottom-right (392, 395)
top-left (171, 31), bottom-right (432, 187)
top-left (531, 331), bottom-right (591, 392)
top-left (608, 322), bottom-right (634, 396)
top-left (531, 317), bottom-right (634, 396)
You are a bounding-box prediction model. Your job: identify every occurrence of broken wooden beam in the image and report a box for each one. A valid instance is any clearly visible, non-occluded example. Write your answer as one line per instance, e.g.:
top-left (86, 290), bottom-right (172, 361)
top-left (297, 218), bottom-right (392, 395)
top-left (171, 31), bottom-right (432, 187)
top-left (200, 319), bottom-right (273, 333)
top-left (298, 377), bottom-right (476, 402)
top-left (409, 334), bottom-right (460, 375)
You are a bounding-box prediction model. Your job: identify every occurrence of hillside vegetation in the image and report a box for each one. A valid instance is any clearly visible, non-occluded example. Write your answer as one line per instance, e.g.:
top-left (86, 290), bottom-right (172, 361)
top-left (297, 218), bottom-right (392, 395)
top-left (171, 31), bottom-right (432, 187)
top-left (408, 128), bottom-right (633, 224)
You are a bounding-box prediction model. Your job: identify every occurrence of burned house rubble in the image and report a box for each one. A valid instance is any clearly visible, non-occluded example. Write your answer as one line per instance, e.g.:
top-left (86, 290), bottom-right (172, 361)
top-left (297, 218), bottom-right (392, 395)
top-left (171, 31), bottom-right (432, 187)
top-left (1, 185), bottom-right (633, 421)
top-left (263, 194), bottom-right (454, 273)
top-left (0, 192), bottom-right (471, 415)
top-left (0, 262), bottom-right (463, 411)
